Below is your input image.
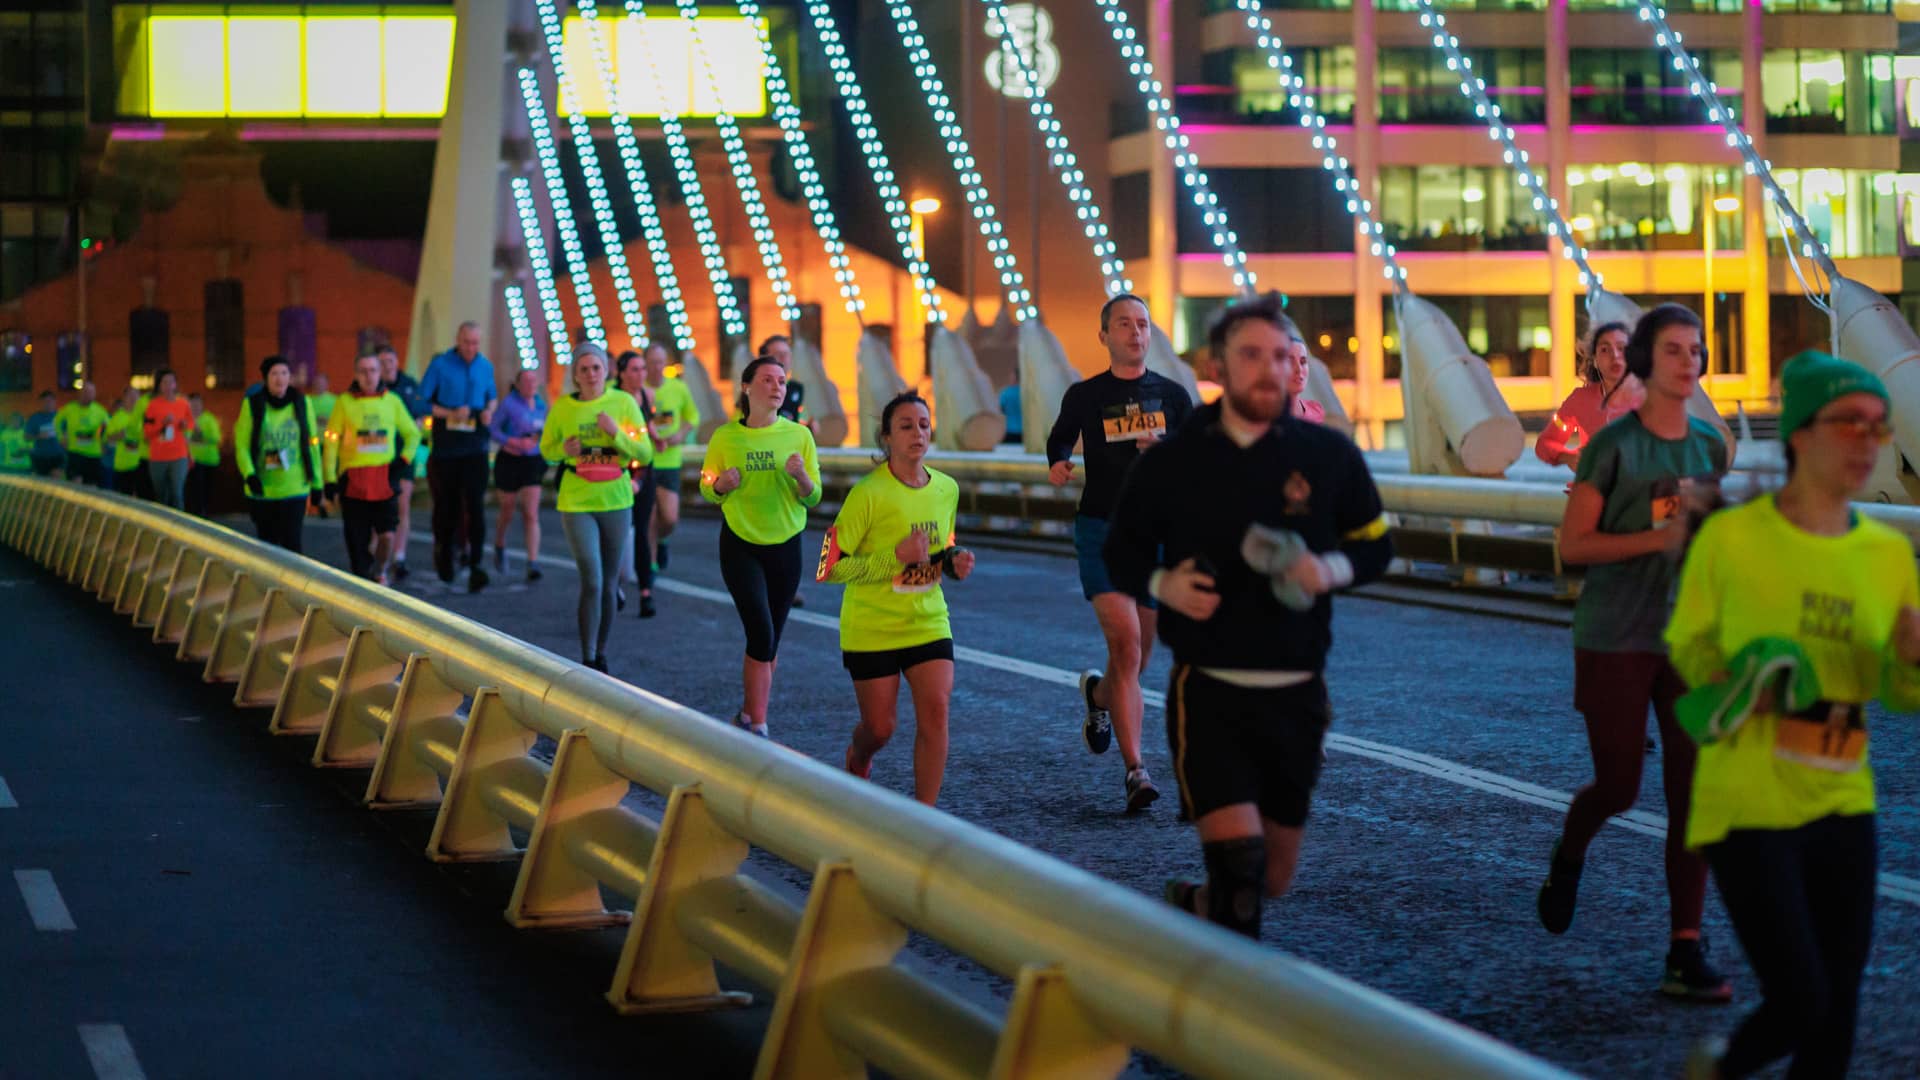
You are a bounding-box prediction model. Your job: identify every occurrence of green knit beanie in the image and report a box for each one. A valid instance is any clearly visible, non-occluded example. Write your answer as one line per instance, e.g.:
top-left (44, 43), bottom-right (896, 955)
top-left (1778, 352), bottom-right (1888, 440)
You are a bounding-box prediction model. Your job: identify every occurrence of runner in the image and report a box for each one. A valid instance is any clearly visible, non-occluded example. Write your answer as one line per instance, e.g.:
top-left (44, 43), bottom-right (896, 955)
top-left (489, 367), bottom-right (548, 583)
top-left (1104, 293), bottom-right (1392, 939)
top-left (308, 370), bottom-right (338, 429)
top-left (644, 341), bottom-right (698, 575)
top-left (1668, 353), bottom-right (1919, 1079)
top-left (539, 343), bottom-right (651, 671)
top-left (143, 369), bottom-right (195, 509)
top-left (378, 345), bottom-right (429, 582)
top-left (819, 391), bottom-right (973, 805)
top-left (761, 334), bottom-right (805, 424)
top-left (324, 350), bottom-right (421, 582)
top-left (105, 386), bottom-right (148, 497)
top-left (24, 390), bottom-right (62, 477)
top-left (699, 355), bottom-right (821, 737)
top-left (1046, 291), bottom-right (1192, 812)
top-left (0, 414), bottom-right (28, 473)
top-left (1536, 321), bottom-right (1642, 469)
top-left (185, 392), bottom-right (223, 517)
top-left (234, 355), bottom-right (324, 553)
top-left (418, 322), bottom-right (497, 591)
top-left (56, 381), bottom-right (109, 486)
top-left (1535, 302), bottom-right (1733, 1001)
top-left (614, 349), bottom-right (657, 616)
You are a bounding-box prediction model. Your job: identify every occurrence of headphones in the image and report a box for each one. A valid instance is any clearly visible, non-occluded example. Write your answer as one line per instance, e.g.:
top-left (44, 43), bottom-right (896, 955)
top-left (1622, 304), bottom-right (1700, 383)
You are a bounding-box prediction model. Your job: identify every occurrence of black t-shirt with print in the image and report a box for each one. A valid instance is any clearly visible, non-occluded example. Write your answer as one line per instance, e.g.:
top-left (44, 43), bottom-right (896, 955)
top-left (1044, 369), bottom-right (1193, 520)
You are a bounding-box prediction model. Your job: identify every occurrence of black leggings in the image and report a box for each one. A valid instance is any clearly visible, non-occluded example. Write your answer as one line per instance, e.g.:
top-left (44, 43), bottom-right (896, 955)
top-left (1706, 813), bottom-right (1877, 1079)
top-left (630, 466), bottom-right (656, 590)
top-left (247, 496), bottom-right (307, 554)
top-left (718, 523), bottom-right (801, 663)
top-left (428, 452), bottom-right (489, 579)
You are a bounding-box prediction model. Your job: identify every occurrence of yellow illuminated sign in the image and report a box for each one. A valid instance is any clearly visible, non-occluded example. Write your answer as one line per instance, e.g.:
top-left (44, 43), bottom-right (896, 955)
top-left (122, 9), bottom-right (765, 120)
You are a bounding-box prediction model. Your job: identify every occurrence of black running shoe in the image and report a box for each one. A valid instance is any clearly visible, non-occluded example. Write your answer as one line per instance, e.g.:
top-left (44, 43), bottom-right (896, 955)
top-left (616, 585), bottom-right (627, 612)
top-left (1537, 838), bottom-right (1582, 935)
top-left (656, 542), bottom-right (669, 571)
top-left (1163, 878), bottom-right (1201, 914)
top-left (585, 656), bottom-right (608, 673)
top-left (527, 567), bottom-right (543, 583)
top-left (1662, 938), bottom-right (1733, 1003)
top-left (1080, 670), bottom-right (1112, 754)
top-left (390, 561), bottom-right (410, 583)
top-left (468, 566), bottom-right (490, 593)
top-left (791, 592), bottom-right (805, 609)
top-left (639, 592), bottom-right (656, 618)
top-left (1125, 766), bottom-right (1160, 813)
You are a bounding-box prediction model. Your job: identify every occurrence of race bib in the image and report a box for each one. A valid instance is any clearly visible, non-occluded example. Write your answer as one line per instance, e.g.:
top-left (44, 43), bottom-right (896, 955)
top-left (574, 451), bottom-right (624, 483)
top-left (893, 561), bottom-right (941, 594)
top-left (445, 416), bottom-right (477, 433)
top-left (161, 423), bottom-right (176, 441)
top-left (356, 430), bottom-right (391, 457)
top-left (1774, 708), bottom-right (1867, 773)
top-left (262, 448), bottom-right (288, 471)
top-left (1101, 403), bottom-right (1166, 443)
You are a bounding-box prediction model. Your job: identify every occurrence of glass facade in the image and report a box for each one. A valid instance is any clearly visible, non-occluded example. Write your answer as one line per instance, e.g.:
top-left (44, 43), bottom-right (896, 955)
top-left (1379, 49), bottom-right (1546, 126)
top-left (1569, 49), bottom-right (1742, 127)
top-left (1377, 166), bottom-right (1549, 251)
top-left (1199, 48), bottom-right (1357, 127)
top-left (1565, 164), bottom-right (1746, 252)
top-left (1761, 51), bottom-right (1896, 136)
top-left (1766, 169), bottom-right (1899, 257)
top-left (1, 9), bottom-right (84, 304)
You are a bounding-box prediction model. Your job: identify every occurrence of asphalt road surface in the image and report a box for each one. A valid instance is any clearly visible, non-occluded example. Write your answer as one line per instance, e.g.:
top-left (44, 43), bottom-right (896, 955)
top-left (6, 499), bottom-right (1918, 1078)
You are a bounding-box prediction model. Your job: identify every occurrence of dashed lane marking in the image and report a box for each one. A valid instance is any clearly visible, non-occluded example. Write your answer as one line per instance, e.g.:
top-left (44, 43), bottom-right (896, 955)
top-left (13, 868), bottom-right (77, 931)
top-left (77, 1024), bottom-right (147, 1080)
top-left (0, 774), bottom-right (15, 808)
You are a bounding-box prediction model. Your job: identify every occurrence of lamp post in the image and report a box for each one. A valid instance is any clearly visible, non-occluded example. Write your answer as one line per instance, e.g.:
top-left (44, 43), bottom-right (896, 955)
top-left (910, 195), bottom-right (942, 378)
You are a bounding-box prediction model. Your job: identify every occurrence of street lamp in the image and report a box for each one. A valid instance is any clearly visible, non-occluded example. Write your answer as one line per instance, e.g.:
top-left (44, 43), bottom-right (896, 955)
top-left (909, 194), bottom-right (942, 318)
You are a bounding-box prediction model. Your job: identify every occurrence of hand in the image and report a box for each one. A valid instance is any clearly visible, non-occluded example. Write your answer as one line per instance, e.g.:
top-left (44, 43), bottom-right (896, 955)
top-left (1894, 606), bottom-right (1920, 666)
top-left (509, 435), bottom-right (536, 454)
top-left (245, 474), bottom-right (264, 497)
top-left (324, 481), bottom-right (342, 502)
top-left (595, 411), bottom-right (621, 437)
top-left (895, 530), bottom-right (931, 566)
top-left (309, 488), bottom-right (326, 510)
top-left (1653, 517), bottom-right (1691, 555)
top-left (1282, 553), bottom-right (1336, 597)
top-left (563, 436), bottom-right (583, 458)
top-left (1048, 460), bottom-right (1075, 487)
top-left (784, 453), bottom-right (807, 481)
top-left (1158, 558), bottom-right (1220, 621)
top-left (481, 404), bottom-right (497, 426)
top-left (713, 467), bottom-right (743, 495)
top-left (948, 548), bottom-right (975, 581)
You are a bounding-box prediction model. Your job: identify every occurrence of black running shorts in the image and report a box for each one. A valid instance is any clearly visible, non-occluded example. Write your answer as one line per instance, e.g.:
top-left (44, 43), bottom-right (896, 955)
top-left (493, 452), bottom-right (548, 493)
top-left (842, 637), bottom-right (955, 681)
top-left (1165, 664), bottom-right (1329, 828)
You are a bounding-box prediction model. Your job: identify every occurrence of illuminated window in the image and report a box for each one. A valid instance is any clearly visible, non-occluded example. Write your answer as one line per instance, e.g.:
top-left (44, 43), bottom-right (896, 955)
top-left (129, 306), bottom-right (169, 381)
top-left (147, 16), bottom-right (227, 117)
top-left (225, 17), bottom-right (302, 116)
top-left (1761, 51), bottom-right (1896, 136)
top-left (0, 331), bottom-right (29, 393)
top-left (1767, 169), bottom-right (1898, 258)
top-left (56, 331), bottom-right (83, 391)
top-left (1378, 166), bottom-right (1545, 251)
top-left (383, 17), bottom-right (455, 116)
top-left (558, 15), bottom-right (766, 118)
top-left (1564, 164), bottom-right (1744, 253)
top-left (303, 18), bottom-right (382, 117)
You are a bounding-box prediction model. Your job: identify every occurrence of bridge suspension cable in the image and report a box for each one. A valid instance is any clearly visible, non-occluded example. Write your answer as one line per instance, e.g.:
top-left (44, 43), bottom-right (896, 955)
top-left (515, 67), bottom-right (604, 351)
top-left (508, 173), bottom-right (573, 364)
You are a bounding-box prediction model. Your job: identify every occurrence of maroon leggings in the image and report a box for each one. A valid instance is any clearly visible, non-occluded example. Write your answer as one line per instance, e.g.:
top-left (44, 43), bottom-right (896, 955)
top-left (1562, 649), bottom-right (1707, 934)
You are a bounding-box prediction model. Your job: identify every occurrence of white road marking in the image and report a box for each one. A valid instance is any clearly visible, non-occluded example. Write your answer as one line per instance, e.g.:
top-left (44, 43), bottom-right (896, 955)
top-left (0, 774), bottom-right (15, 808)
top-left (380, 529), bottom-right (1920, 906)
top-left (77, 1024), bottom-right (147, 1080)
top-left (14, 868), bottom-right (77, 930)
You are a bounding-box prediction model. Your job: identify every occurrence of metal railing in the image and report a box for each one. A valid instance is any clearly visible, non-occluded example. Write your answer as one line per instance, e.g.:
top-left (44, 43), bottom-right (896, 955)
top-left (0, 475), bottom-right (1569, 1080)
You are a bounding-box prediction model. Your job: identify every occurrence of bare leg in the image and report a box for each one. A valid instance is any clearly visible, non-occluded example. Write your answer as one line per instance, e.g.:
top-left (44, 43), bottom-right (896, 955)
top-left (1184, 804), bottom-right (1305, 915)
top-left (742, 655), bottom-right (774, 727)
top-left (1089, 592), bottom-right (1147, 771)
top-left (848, 675), bottom-right (900, 778)
top-left (394, 478), bottom-right (413, 557)
top-left (903, 660), bottom-right (954, 806)
top-left (370, 532), bottom-right (396, 579)
top-left (517, 486), bottom-right (542, 562)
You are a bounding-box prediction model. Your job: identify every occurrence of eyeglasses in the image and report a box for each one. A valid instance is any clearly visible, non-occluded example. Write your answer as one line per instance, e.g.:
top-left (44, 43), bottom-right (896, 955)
top-left (1811, 415), bottom-right (1893, 444)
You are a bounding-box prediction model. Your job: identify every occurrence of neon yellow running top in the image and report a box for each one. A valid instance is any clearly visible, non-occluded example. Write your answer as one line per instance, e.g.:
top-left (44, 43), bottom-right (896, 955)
top-left (649, 377), bottom-right (699, 470)
top-left (540, 388), bottom-right (652, 513)
top-left (819, 465), bottom-right (960, 652)
top-left (699, 417), bottom-right (821, 545)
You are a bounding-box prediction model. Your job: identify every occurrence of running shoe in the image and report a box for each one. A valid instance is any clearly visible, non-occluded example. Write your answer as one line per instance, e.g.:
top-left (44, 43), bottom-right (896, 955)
top-left (732, 711), bottom-right (768, 738)
top-left (492, 546), bottom-right (506, 574)
top-left (1684, 1036), bottom-right (1728, 1080)
top-left (1125, 766), bottom-right (1160, 812)
top-left (1662, 938), bottom-right (1733, 1003)
top-left (1080, 669), bottom-right (1112, 754)
top-left (390, 560), bottom-right (411, 583)
top-left (527, 567), bottom-right (543, 583)
top-left (616, 585), bottom-right (627, 612)
top-left (585, 656), bottom-right (608, 673)
top-left (656, 543), bottom-right (669, 571)
top-left (792, 592), bottom-right (805, 609)
top-left (1536, 838), bottom-right (1582, 935)
top-left (639, 592), bottom-right (656, 618)
top-left (1163, 878), bottom-right (1201, 915)
top-left (844, 743), bottom-right (873, 780)
top-left (468, 566), bottom-right (490, 594)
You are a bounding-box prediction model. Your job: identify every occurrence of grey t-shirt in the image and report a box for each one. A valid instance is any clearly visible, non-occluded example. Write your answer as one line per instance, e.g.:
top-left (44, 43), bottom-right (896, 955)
top-left (1571, 411), bottom-right (1728, 653)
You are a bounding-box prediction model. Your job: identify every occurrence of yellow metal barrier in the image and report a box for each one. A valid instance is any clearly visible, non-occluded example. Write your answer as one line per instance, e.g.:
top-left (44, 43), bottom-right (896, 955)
top-left (0, 476), bottom-right (1575, 1080)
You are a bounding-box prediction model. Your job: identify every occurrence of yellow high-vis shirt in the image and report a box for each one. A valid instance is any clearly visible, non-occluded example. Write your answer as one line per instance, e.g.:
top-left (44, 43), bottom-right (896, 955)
top-left (107, 408), bottom-right (145, 471)
top-left (818, 465), bottom-right (960, 653)
top-left (649, 377), bottom-right (699, 470)
top-left (56, 401), bottom-right (111, 457)
top-left (539, 388), bottom-right (651, 513)
top-left (699, 417), bottom-right (821, 545)
top-left (323, 390), bottom-right (421, 481)
top-left (1666, 494), bottom-right (1920, 848)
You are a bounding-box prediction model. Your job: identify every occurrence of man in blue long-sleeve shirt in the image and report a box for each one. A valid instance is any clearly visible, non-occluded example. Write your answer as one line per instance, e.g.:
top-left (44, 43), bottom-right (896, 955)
top-left (417, 322), bottom-right (498, 591)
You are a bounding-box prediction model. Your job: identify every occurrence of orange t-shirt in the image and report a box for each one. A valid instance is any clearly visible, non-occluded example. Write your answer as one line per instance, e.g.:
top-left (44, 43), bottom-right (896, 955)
top-left (144, 397), bottom-right (195, 462)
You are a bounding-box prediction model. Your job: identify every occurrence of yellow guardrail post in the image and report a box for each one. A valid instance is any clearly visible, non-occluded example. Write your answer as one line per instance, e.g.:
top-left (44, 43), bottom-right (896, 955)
top-left (0, 475), bottom-right (1581, 1080)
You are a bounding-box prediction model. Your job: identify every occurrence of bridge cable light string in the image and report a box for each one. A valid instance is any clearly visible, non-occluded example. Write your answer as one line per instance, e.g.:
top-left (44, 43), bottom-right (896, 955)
top-left (1229, 0), bottom-right (1407, 299)
top-left (1398, 0), bottom-right (1602, 304)
top-left (508, 173), bottom-right (574, 365)
top-left (797, 0), bottom-right (945, 323)
top-left (733, 0), bottom-right (866, 323)
top-left (591, 0), bottom-right (749, 343)
top-left (503, 284), bottom-right (541, 371)
top-left (979, 0), bottom-right (1130, 297)
top-left (880, 1), bottom-right (1035, 322)
top-left (516, 68), bottom-right (604, 350)
top-left (527, 0), bottom-right (646, 349)
top-left (1091, 0), bottom-right (1256, 296)
top-left (535, 0), bottom-right (695, 354)
top-left (675, 0), bottom-right (800, 326)
top-left (1632, 1), bottom-right (1838, 322)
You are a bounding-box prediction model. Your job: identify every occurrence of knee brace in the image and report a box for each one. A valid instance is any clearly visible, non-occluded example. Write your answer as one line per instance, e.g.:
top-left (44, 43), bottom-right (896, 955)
top-left (1203, 837), bottom-right (1268, 939)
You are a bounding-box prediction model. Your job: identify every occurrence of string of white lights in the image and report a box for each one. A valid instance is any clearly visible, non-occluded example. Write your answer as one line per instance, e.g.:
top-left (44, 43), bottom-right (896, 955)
top-left (979, 0), bottom-right (1129, 297)
top-left (537, 0), bottom-right (694, 353)
top-left (881, 1), bottom-right (1035, 321)
top-left (503, 284), bottom-right (540, 371)
top-left (528, 0), bottom-right (644, 347)
top-left (509, 173), bottom-right (573, 364)
top-left (595, 0), bottom-right (747, 341)
top-left (1227, 1), bottom-right (1406, 292)
top-left (735, 0), bottom-right (866, 321)
top-left (1403, 2), bottom-right (1600, 295)
top-left (1631, 1), bottom-right (1837, 292)
top-left (1091, 0), bottom-right (1254, 295)
top-left (799, 0), bottom-right (945, 322)
top-left (675, 0), bottom-right (799, 325)
top-left (517, 68), bottom-right (603, 347)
